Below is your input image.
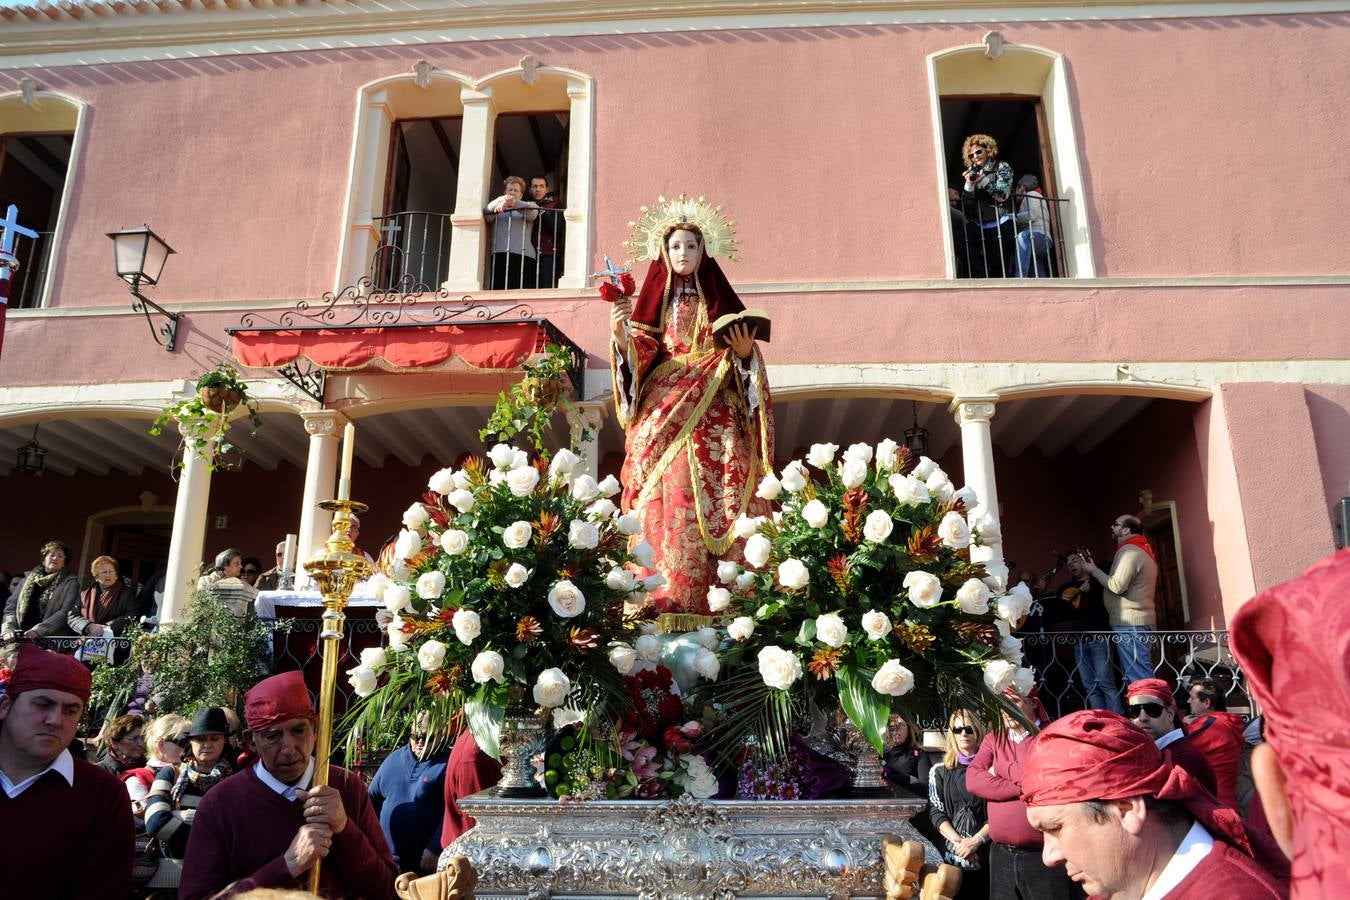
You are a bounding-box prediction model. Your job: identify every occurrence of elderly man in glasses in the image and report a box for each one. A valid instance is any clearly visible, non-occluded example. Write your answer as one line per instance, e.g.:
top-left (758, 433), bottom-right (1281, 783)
top-left (1125, 678), bottom-right (1220, 803)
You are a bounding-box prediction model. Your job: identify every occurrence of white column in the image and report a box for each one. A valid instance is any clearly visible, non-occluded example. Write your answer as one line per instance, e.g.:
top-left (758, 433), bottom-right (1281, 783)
top-left (298, 410), bottom-right (345, 582)
top-left (338, 88), bottom-right (395, 290)
top-left (160, 434), bottom-right (212, 624)
top-left (567, 401), bottom-right (606, 479)
top-left (950, 396), bottom-right (1003, 566)
top-left (557, 77), bottom-right (593, 290)
top-left (444, 85), bottom-right (496, 292)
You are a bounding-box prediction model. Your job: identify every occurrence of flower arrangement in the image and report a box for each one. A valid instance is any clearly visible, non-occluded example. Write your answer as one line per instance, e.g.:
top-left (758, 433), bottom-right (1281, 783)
top-left (150, 362), bottom-right (263, 473)
top-left (340, 444), bottom-right (662, 759)
top-left (696, 439), bottom-right (1035, 761)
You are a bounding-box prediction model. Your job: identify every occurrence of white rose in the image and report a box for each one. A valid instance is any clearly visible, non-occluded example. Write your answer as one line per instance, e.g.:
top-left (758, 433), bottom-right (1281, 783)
top-left (1001, 635), bottom-right (1025, 666)
top-left (903, 571), bottom-right (943, 608)
top-left (586, 498), bottom-right (617, 520)
top-left (733, 515), bottom-right (762, 540)
top-left (605, 567), bottom-right (638, 593)
top-left (450, 608), bottom-right (481, 645)
top-left (889, 473), bottom-right (931, 506)
top-left (839, 458), bottom-right (868, 489)
top-left (389, 561), bottom-right (413, 582)
top-left (872, 659), bottom-right (916, 697)
top-left (780, 461), bottom-right (808, 493)
top-left (631, 540), bottom-right (656, 569)
top-left (488, 469), bottom-right (506, 487)
top-left (743, 534), bottom-right (772, 568)
top-left (533, 668), bottom-right (570, 708)
top-left (547, 580), bottom-right (586, 618)
top-left (801, 500), bottom-right (830, 529)
top-left (439, 529), bottom-right (469, 556)
top-left (996, 582), bottom-right (1034, 624)
top-left (861, 610), bottom-right (892, 641)
top-left (347, 665), bottom-right (378, 698)
top-left (735, 572), bottom-right (757, 592)
top-left (503, 520), bottom-right (533, 550)
top-left (387, 615), bottom-right (409, 650)
top-left (843, 442), bottom-right (873, 465)
top-left (549, 448), bottom-right (580, 481)
top-left (394, 529), bottom-right (423, 561)
top-left (755, 473), bottom-right (783, 500)
top-left (695, 627), bottom-right (720, 651)
top-left (568, 520), bottom-right (600, 550)
top-left (954, 485), bottom-right (979, 509)
top-left (507, 465), bottom-right (541, 497)
top-left (571, 474), bottom-right (601, 502)
top-left (706, 586), bottom-right (732, 613)
top-left (635, 634), bottom-right (662, 661)
top-left (926, 470), bottom-right (955, 502)
top-left (597, 474), bottom-right (622, 497)
top-left (451, 469), bottom-right (473, 491)
top-left (512, 448), bottom-right (529, 470)
top-left (416, 571), bottom-right (446, 601)
top-left (446, 489), bottom-right (476, 513)
top-left (728, 616), bottom-right (755, 641)
top-left (488, 443), bottom-right (518, 469)
top-left (608, 643), bottom-right (638, 674)
top-left (642, 573), bottom-right (667, 591)
top-left (982, 560), bottom-right (1010, 594)
top-left (471, 649), bottom-right (506, 684)
top-left (383, 584), bottom-right (411, 615)
top-left (504, 563), bottom-right (531, 589)
top-left (815, 613), bottom-right (848, 648)
top-left (402, 502), bottom-right (429, 531)
top-left (428, 467), bottom-right (457, 495)
top-left (757, 645), bottom-right (803, 690)
top-left (359, 646), bottom-right (387, 669)
top-left (968, 507), bottom-right (1002, 543)
top-left (694, 648), bottom-right (721, 681)
top-left (717, 560), bottom-right (739, 584)
top-left (616, 514), bottom-right (642, 536)
top-left (956, 578), bottom-right (992, 615)
top-left (912, 455), bottom-right (939, 479)
top-left (937, 511), bottom-right (972, 549)
top-left (875, 438), bottom-right (899, 472)
top-left (366, 572), bottom-right (391, 601)
top-left (777, 558), bottom-right (810, 590)
top-left (417, 639), bottom-right (447, 671)
top-left (863, 509), bottom-right (894, 543)
top-left (983, 659), bottom-right (1017, 694)
top-left (1012, 666), bottom-right (1037, 697)
top-left (552, 707), bottom-right (586, 730)
top-left (807, 442), bottom-right (840, 469)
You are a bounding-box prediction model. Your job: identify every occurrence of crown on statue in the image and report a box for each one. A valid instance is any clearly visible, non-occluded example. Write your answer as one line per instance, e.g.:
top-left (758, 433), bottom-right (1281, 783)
top-left (625, 194), bottom-right (740, 264)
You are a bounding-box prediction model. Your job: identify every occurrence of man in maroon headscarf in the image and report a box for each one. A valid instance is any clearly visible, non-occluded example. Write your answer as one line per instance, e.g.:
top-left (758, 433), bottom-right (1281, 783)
top-left (1124, 677), bottom-right (1219, 799)
top-left (180, 672), bottom-right (395, 899)
top-left (1230, 548), bottom-right (1350, 899)
top-left (1181, 677), bottom-right (1246, 810)
top-left (0, 644), bottom-right (134, 899)
top-left (1022, 709), bottom-right (1283, 899)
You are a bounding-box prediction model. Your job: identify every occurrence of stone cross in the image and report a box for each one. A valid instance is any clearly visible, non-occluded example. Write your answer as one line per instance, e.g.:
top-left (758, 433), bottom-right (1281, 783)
top-left (590, 254), bottom-right (630, 285)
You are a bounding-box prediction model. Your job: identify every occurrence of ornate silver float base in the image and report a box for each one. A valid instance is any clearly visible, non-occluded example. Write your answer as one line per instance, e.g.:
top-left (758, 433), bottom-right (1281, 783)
top-left (442, 791), bottom-right (936, 899)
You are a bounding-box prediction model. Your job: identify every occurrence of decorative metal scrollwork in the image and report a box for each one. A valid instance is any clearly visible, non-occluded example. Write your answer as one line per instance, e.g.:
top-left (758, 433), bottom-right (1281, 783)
top-left (278, 358), bottom-right (327, 404)
top-left (234, 275), bottom-right (537, 330)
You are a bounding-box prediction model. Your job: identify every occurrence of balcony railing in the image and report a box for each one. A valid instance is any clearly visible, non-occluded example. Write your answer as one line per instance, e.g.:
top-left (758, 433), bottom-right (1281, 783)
top-left (484, 204), bottom-right (566, 291)
top-left (370, 211), bottom-right (451, 291)
top-left (951, 193), bottom-right (1069, 279)
top-left (8, 230), bottom-right (54, 308)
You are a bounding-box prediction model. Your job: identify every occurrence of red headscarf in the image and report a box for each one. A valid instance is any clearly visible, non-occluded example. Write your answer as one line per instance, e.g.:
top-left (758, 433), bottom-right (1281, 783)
top-left (630, 226), bottom-right (744, 335)
top-left (244, 671), bottom-right (316, 732)
top-left (1230, 548), bottom-right (1350, 897)
top-left (1022, 709), bottom-right (1251, 854)
top-left (1126, 678), bottom-right (1177, 710)
top-left (1117, 534), bottom-right (1158, 564)
top-left (5, 643), bottom-right (92, 704)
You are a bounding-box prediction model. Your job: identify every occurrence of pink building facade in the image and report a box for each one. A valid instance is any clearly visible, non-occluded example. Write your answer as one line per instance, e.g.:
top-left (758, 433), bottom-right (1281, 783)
top-left (1, 1), bottom-right (1346, 629)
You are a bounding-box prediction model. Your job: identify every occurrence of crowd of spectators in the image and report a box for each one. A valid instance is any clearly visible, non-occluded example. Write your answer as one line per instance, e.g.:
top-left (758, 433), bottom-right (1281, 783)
top-left (483, 174), bottom-right (565, 290)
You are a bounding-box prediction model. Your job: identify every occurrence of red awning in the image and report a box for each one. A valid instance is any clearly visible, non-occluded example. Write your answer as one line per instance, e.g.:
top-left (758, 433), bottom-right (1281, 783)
top-left (231, 322), bottom-right (545, 372)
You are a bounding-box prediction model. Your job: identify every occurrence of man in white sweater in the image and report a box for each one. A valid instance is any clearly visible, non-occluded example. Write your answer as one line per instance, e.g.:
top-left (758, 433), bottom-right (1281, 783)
top-left (1073, 515), bottom-right (1159, 687)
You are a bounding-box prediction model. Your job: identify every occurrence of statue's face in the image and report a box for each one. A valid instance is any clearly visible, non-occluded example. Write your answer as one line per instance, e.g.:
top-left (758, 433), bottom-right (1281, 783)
top-left (667, 229), bottom-right (702, 277)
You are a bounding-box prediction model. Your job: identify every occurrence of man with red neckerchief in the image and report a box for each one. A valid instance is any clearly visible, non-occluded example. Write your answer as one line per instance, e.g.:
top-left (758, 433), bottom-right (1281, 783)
top-left (1072, 515), bottom-right (1159, 687)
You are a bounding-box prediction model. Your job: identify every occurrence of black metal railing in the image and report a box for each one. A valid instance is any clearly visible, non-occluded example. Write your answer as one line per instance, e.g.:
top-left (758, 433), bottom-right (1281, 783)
top-left (9, 229), bottom-right (54, 308)
top-left (484, 203), bottom-right (566, 290)
top-left (370, 211), bottom-right (451, 291)
top-left (950, 193), bottom-right (1069, 279)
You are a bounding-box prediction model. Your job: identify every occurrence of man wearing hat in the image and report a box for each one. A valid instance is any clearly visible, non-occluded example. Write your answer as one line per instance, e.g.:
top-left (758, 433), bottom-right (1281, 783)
top-left (1022, 709), bottom-right (1283, 898)
top-left (180, 671), bottom-right (395, 899)
top-left (0, 644), bottom-right (134, 898)
top-left (1124, 678), bottom-right (1220, 800)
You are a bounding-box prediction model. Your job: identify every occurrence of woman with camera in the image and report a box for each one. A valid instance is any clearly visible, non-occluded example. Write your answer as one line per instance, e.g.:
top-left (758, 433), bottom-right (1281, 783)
top-left (960, 134), bottom-right (1016, 277)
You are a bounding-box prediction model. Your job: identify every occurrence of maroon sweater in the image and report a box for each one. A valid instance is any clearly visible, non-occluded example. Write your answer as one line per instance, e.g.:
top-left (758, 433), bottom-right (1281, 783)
top-left (180, 763), bottom-right (396, 899)
top-left (966, 731), bottom-right (1042, 848)
top-left (1163, 837), bottom-right (1285, 898)
top-left (0, 755), bottom-right (134, 899)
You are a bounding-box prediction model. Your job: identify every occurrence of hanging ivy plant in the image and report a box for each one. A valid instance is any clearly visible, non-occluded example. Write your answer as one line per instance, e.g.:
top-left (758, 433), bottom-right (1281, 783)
top-left (150, 362), bottom-right (263, 474)
top-left (478, 343), bottom-right (575, 457)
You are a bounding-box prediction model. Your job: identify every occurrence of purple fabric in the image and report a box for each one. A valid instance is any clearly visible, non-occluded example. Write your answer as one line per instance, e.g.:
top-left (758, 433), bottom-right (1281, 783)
top-left (957, 751), bottom-right (976, 766)
top-left (791, 734), bottom-right (851, 798)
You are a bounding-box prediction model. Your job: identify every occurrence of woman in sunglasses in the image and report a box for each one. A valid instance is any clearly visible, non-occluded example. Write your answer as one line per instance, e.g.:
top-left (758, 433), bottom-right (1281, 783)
top-left (927, 710), bottom-right (991, 897)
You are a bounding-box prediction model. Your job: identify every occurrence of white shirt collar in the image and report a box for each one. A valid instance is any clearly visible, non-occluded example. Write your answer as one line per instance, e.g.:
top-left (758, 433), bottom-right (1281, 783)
top-left (254, 757), bottom-right (315, 801)
top-left (1, 748), bottom-right (75, 799)
top-left (1155, 728), bottom-right (1185, 750)
top-left (1142, 821), bottom-right (1214, 900)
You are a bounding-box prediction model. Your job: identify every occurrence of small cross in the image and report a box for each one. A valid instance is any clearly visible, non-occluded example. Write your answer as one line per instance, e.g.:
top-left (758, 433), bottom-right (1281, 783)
top-left (0, 204), bottom-right (38, 262)
top-left (589, 254), bottom-right (630, 285)
top-left (380, 218), bottom-right (403, 245)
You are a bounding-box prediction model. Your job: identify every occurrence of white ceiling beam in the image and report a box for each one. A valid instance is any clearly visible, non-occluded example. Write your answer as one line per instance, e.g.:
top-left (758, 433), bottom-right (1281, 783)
top-left (1036, 395), bottom-right (1120, 458)
top-left (1072, 396), bottom-right (1155, 455)
top-left (1000, 395), bottom-right (1081, 458)
top-left (20, 423), bottom-right (113, 475)
top-left (58, 419), bottom-right (162, 474)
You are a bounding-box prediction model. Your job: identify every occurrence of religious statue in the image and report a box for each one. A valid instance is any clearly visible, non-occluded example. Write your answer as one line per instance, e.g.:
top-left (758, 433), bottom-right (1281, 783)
top-left (602, 196), bottom-right (775, 614)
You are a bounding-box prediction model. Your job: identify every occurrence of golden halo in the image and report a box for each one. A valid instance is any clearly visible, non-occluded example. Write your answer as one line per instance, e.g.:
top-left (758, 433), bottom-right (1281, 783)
top-left (624, 194), bottom-right (740, 264)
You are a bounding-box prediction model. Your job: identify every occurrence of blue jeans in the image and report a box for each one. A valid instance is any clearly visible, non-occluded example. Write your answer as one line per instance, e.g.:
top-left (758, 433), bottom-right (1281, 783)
top-left (1015, 230), bottom-right (1053, 277)
top-left (1113, 625), bottom-right (1156, 685)
top-left (1075, 636), bottom-right (1122, 713)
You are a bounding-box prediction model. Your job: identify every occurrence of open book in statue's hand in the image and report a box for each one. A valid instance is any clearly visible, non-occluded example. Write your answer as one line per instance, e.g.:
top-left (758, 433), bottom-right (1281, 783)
top-left (712, 308), bottom-right (772, 345)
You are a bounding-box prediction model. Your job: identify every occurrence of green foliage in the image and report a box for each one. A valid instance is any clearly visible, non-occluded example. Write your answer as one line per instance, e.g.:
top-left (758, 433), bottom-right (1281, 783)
top-left (836, 664), bottom-right (889, 754)
top-left (479, 343), bottom-right (575, 456)
top-left (149, 362), bottom-right (264, 473)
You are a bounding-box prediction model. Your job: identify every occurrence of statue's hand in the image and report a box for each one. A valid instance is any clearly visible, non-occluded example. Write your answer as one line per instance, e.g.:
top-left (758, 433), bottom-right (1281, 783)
top-left (726, 322), bottom-right (756, 359)
top-left (610, 297), bottom-right (632, 343)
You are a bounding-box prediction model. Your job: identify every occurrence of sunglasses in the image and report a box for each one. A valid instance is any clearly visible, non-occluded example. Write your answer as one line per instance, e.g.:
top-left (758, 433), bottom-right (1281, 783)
top-left (1126, 702), bottom-right (1167, 719)
top-left (950, 725), bottom-right (978, 736)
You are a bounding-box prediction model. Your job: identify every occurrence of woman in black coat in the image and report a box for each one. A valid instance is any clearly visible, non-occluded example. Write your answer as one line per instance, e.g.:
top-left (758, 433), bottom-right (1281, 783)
top-left (927, 709), bottom-right (991, 897)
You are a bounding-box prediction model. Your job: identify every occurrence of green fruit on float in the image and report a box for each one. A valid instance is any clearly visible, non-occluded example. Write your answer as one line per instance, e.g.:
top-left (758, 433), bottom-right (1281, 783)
top-left (561, 735), bottom-right (576, 751)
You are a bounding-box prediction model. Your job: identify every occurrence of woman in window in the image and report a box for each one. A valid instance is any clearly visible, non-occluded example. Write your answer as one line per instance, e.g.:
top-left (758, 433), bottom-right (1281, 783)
top-left (961, 134), bottom-right (1016, 277)
top-left (484, 175), bottom-right (539, 290)
top-left (928, 708), bottom-right (991, 897)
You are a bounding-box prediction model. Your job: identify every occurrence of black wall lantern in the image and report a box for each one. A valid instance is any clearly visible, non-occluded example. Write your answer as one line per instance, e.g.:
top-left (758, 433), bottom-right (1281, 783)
top-left (108, 225), bottom-right (179, 351)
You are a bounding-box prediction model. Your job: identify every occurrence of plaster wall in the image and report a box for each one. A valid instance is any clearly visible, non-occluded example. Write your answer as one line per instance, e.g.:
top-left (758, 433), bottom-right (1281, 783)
top-left (1305, 384), bottom-right (1350, 516)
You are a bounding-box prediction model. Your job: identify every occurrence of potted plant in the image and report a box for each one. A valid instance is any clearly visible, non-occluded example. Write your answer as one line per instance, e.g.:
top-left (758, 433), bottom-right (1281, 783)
top-left (150, 362), bottom-right (263, 473)
top-left (479, 343), bottom-right (575, 455)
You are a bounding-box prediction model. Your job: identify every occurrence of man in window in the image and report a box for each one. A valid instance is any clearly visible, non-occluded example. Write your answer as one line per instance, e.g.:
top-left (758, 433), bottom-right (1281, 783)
top-left (530, 175), bottom-right (564, 289)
